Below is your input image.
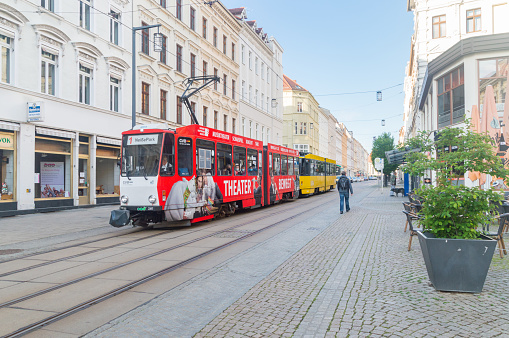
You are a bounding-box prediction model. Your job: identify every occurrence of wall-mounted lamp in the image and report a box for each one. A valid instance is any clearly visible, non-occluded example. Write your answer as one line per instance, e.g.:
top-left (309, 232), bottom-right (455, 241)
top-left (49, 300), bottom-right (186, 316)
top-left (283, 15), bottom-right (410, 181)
top-left (153, 32), bottom-right (164, 52)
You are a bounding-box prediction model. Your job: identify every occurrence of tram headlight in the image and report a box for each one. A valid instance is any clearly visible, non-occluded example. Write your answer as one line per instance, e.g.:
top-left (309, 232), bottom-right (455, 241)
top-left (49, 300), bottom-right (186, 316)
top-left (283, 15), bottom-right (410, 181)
top-left (120, 195), bottom-right (129, 204)
top-left (148, 195), bottom-right (157, 204)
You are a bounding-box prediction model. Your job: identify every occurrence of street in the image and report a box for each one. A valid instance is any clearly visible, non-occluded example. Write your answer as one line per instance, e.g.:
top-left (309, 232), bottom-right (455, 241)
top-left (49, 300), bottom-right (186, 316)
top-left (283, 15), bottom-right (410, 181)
top-left (0, 181), bottom-right (508, 337)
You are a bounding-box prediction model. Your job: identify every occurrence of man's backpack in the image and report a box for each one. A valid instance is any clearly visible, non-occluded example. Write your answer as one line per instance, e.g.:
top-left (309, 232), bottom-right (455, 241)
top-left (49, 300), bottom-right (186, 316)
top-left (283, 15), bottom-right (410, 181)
top-left (339, 177), bottom-right (349, 190)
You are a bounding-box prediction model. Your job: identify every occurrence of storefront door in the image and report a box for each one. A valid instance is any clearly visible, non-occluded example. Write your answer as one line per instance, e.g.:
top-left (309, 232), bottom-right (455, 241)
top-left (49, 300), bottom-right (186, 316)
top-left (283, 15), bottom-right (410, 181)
top-left (78, 158), bottom-right (89, 204)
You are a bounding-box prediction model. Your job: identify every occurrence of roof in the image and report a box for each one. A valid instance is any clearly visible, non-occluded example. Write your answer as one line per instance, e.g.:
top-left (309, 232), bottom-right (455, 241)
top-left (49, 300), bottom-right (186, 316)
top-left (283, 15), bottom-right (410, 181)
top-left (283, 75), bottom-right (308, 92)
top-left (229, 7), bottom-right (246, 20)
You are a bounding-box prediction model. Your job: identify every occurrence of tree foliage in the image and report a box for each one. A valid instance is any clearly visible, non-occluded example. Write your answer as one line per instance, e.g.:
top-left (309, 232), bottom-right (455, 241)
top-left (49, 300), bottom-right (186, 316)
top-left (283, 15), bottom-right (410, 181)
top-left (371, 132), bottom-right (399, 175)
top-left (401, 121), bottom-right (509, 239)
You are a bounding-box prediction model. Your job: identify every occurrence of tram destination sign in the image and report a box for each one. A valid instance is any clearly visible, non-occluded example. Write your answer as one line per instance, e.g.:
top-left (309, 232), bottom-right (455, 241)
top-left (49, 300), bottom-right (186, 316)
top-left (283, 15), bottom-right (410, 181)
top-left (128, 134), bottom-right (159, 145)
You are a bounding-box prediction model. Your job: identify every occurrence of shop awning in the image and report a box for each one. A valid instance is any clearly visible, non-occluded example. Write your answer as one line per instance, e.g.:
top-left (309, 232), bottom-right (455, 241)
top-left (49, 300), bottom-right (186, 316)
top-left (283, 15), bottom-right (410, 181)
top-left (0, 121), bottom-right (20, 131)
top-left (36, 127), bottom-right (76, 139)
top-left (97, 136), bottom-right (121, 146)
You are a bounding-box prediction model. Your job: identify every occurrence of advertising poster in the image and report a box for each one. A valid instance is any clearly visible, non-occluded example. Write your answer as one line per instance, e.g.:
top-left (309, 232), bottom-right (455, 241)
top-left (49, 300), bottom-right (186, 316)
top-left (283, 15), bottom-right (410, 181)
top-left (40, 162), bottom-right (65, 198)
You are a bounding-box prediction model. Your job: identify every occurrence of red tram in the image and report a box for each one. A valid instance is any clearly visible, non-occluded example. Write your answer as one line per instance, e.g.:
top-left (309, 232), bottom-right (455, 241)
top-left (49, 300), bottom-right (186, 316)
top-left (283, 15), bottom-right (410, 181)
top-left (110, 124), bottom-right (300, 227)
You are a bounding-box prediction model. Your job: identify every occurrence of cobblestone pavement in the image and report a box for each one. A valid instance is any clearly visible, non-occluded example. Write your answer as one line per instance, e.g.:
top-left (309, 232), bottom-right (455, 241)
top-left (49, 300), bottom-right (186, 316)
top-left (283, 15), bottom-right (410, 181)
top-left (88, 183), bottom-right (509, 337)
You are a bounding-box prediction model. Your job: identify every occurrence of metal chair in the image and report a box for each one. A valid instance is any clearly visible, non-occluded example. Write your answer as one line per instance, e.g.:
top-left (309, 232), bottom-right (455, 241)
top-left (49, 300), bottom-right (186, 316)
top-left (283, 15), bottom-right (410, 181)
top-left (485, 213), bottom-right (509, 258)
top-left (403, 210), bottom-right (423, 251)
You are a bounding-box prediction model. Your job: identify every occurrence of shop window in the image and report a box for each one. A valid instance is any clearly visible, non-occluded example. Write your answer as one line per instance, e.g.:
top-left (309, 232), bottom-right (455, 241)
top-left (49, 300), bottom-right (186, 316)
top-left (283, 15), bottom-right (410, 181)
top-left (437, 65), bottom-right (464, 128)
top-left (217, 143), bottom-right (232, 176)
top-left (177, 137), bottom-right (192, 176)
top-left (35, 136), bottom-right (72, 199)
top-left (196, 139), bottom-right (215, 176)
top-left (479, 58), bottom-right (508, 124)
top-left (96, 143), bottom-right (121, 195)
top-left (0, 131), bottom-right (15, 201)
top-left (272, 153), bottom-right (280, 176)
top-left (234, 146), bottom-right (246, 176)
top-left (160, 133), bottom-right (175, 176)
top-left (247, 149), bottom-right (257, 175)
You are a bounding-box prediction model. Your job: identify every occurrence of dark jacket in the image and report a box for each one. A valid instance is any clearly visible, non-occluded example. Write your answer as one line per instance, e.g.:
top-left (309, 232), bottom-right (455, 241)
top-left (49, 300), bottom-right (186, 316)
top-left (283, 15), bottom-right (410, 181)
top-left (337, 175), bottom-right (353, 194)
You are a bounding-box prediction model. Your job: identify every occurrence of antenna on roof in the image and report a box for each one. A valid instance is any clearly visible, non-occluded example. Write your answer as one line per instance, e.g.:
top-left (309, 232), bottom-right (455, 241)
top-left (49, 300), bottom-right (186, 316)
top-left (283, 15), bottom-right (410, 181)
top-left (204, 1), bottom-right (217, 7)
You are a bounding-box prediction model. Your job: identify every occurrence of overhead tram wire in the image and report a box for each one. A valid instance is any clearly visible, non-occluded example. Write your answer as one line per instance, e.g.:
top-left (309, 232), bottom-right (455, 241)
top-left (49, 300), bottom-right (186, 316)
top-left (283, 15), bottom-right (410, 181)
top-left (6, 3), bottom-right (194, 15)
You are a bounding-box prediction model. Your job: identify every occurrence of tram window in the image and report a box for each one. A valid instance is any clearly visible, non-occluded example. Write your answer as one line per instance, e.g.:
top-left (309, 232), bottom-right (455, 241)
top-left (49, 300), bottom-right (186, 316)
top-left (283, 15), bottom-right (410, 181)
top-left (294, 157), bottom-right (299, 176)
top-left (259, 150), bottom-right (263, 175)
top-left (269, 152), bottom-right (273, 176)
top-left (317, 161), bottom-right (324, 176)
top-left (247, 149), bottom-right (258, 175)
top-left (196, 139), bottom-right (215, 176)
top-left (160, 133), bottom-right (175, 176)
top-left (234, 146), bottom-right (246, 176)
top-left (288, 156), bottom-right (294, 176)
top-left (177, 137), bottom-right (193, 176)
top-left (273, 153), bottom-right (281, 176)
top-left (281, 155), bottom-right (288, 175)
top-left (310, 160), bottom-right (316, 176)
top-left (217, 143), bottom-right (232, 176)
top-left (301, 158), bottom-right (310, 176)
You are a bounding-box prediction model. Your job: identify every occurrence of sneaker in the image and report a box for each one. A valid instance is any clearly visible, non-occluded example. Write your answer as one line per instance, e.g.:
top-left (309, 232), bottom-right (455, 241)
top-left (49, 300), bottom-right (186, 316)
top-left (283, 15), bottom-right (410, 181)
top-left (346, 209), bottom-right (350, 212)
top-left (340, 211), bottom-right (343, 214)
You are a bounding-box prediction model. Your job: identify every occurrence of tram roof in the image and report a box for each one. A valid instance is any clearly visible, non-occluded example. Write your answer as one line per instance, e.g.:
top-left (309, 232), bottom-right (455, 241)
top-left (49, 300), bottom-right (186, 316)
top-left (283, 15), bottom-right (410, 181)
top-left (300, 153), bottom-right (337, 164)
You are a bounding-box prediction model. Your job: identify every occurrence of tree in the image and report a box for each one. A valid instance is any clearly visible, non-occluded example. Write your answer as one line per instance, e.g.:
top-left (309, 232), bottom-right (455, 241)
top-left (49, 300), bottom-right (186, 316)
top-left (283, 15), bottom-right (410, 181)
top-left (371, 132), bottom-right (399, 176)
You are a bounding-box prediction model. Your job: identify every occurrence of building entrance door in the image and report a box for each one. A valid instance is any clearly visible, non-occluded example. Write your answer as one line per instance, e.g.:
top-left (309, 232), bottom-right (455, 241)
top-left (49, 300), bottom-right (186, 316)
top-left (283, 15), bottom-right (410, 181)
top-left (78, 158), bottom-right (89, 205)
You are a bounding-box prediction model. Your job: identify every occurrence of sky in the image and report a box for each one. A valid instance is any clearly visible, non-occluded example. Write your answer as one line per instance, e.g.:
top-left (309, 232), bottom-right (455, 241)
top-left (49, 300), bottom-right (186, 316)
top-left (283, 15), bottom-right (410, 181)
top-left (221, 0), bottom-right (415, 152)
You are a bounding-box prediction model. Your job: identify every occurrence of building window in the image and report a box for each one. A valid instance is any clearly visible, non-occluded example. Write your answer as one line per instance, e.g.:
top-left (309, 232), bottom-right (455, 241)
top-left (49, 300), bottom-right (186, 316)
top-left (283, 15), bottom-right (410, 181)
top-left (249, 51), bottom-right (252, 69)
top-left (176, 0), bottom-right (182, 20)
top-left (241, 45), bottom-right (245, 64)
top-left (249, 85), bottom-right (252, 103)
top-left (255, 57), bottom-right (258, 75)
top-left (297, 102), bottom-right (303, 112)
top-left (261, 93), bottom-right (264, 109)
top-left (191, 101), bottom-right (196, 120)
top-left (109, 10), bottom-right (120, 45)
top-left (256, 123), bottom-right (259, 140)
top-left (110, 76), bottom-right (120, 112)
top-left (176, 44), bottom-right (182, 72)
top-left (202, 17), bottom-right (207, 39)
top-left (80, 0), bottom-right (91, 31)
top-left (42, 50), bottom-right (57, 95)
top-left (191, 53), bottom-right (196, 77)
top-left (267, 128), bottom-right (270, 143)
top-left (203, 106), bottom-right (208, 126)
top-left (190, 7), bottom-right (196, 31)
top-left (232, 118), bottom-right (236, 134)
top-left (267, 68), bottom-right (269, 83)
top-left (213, 27), bottom-right (218, 47)
top-left (160, 89), bottom-right (167, 119)
top-left (295, 122), bottom-right (298, 134)
top-left (255, 90), bottom-right (258, 106)
top-left (242, 117), bottom-right (245, 136)
top-left (160, 0), bottom-right (166, 8)
top-left (299, 122), bottom-right (307, 135)
top-left (160, 34), bottom-right (167, 64)
top-left (214, 110), bottom-right (218, 129)
top-left (432, 15), bottom-right (446, 38)
top-left (0, 34), bottom-right (11, 84)
top-left (232, 79), bottom-right (236, 100)
top-left (177, 96), bottom-right (183, 124)
top-left (203, 60), bottom-right (207, 78)
top-left (79, 63), bottom-right (92, 104)
top-left (214, 68), bottom-right (218, 90)
top-left (231, 43), bottom-right (235, 61)
top-left (41, 0), bottom-right (55, 12)
top-left (141, 82), bottom-right (149, 114)
top-left (223, 74), bottom-right (227, 95)
top-left (223, 35), bottom-right (227, 54)
top-left (262, 126), bottom-right (264, 142)
top-left (142, 22), bottom-right (149, 54)
top-left (242, 81), bottom-right (245, 100)
top-left (223, 114), bottom-right (227, 132)
top-left (437, 65), bottom-right (464, 128)
top-left (261, 63), bottom-right (265, 80)
top-left (467, 9), bottom-right (481, 33)
top-left (479, 58), bottom-right (509, 126)
top-left (249, 121), bottom-right (252, 138)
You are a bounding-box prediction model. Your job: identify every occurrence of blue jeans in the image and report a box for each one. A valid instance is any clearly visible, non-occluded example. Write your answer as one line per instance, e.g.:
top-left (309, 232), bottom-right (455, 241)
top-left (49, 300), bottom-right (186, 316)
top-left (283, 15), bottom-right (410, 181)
top-left (339, 192), bottom-right (350, 212)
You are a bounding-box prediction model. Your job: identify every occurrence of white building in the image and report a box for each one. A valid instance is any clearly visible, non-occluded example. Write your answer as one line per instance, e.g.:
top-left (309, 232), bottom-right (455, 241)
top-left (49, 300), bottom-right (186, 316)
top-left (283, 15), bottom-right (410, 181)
top-left (317, 107), bottom-right (328, 158)
top-left (403, 0), bottom-right (509, 140)
top-left (228, 7), bottom-right (283, 145)
top-left (0, 0), bottom-right (132, 214)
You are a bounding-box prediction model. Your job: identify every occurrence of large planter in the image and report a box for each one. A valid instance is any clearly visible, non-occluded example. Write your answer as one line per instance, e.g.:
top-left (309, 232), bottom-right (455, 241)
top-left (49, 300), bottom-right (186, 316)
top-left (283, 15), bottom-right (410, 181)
top-left (416, 231), bottom-right (497, 293)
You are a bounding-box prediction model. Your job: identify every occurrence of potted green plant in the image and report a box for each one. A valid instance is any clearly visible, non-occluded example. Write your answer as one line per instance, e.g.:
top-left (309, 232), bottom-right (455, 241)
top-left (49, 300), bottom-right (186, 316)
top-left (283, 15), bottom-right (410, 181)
top-left (401, 121), bottom-right (509, 293)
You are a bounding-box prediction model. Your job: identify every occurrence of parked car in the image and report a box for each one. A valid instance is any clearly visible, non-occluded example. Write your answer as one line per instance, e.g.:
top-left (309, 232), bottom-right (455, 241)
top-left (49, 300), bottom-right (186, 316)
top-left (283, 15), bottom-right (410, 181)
top-left (369, 176), bottom-right (377, 180)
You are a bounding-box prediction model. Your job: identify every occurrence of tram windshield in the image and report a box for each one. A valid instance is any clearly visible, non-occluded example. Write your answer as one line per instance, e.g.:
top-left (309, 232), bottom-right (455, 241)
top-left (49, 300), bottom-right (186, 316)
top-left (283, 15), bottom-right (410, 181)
top-left (121, 133), bottom-right (163, 177)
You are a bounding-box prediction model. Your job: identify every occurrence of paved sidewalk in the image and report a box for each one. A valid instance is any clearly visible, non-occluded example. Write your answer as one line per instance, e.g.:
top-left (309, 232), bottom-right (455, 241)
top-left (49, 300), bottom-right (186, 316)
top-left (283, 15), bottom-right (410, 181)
top-left (87, 183), bottom-right (509, 337)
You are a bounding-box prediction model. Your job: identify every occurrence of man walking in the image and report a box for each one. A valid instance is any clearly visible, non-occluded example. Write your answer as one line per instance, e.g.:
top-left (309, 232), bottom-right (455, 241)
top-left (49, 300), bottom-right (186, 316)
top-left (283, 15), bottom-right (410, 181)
top-left (337, 171), bottom-right (353, 214)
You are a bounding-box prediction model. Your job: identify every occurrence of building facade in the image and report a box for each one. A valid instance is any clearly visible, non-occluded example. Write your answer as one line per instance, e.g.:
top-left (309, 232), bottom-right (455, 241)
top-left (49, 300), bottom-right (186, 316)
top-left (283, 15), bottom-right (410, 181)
top-left (228, 8), bottom-right (283, 145)
top-left (0, 0), bottom-right (132, 214)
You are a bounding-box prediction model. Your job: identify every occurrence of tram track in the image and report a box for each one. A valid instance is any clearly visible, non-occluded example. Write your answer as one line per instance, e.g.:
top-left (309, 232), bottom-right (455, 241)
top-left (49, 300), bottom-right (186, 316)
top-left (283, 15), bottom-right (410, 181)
top-left (0, 197), bottom-right (309, 278)
top-left (0, 194), bottom-right (336, 337)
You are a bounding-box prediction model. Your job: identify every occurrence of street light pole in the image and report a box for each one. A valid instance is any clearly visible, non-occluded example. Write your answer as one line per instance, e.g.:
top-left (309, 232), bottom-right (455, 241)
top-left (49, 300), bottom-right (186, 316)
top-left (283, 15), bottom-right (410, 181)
top-left (132, 24), bottom-right (161, 129)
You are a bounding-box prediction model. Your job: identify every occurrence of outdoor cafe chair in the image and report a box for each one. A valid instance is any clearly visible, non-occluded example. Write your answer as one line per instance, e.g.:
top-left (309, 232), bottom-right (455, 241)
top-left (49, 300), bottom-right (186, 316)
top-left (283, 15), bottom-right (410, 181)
top-left (402, 202), bottom-right (421, 232)
top-left (485, 213), bottom-right (509, 259)
top-left (403, 210), bottom-right (423, 251)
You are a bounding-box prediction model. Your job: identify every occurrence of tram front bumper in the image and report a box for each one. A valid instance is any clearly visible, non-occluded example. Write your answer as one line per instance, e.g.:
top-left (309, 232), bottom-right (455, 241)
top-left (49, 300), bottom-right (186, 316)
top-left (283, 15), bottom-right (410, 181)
top-left (109, 209), bottom-right (131, 227)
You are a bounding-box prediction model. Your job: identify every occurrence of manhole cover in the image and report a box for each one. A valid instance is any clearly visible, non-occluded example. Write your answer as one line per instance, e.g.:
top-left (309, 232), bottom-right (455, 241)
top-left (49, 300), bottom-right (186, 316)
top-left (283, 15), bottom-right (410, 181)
top-left (0, 249), bottom-right (24, 255)
top-left (214, 230), bottom-right (254, 238)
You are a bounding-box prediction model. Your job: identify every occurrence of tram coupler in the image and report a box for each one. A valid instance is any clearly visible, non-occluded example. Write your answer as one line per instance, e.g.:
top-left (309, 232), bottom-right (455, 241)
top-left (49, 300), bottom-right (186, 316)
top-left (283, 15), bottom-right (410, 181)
top-left (109, 209), bottom-right (131, 227)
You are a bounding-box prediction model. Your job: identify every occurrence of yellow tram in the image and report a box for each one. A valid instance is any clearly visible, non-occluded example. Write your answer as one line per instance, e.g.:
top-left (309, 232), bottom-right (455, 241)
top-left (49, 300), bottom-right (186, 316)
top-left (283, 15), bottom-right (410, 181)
top-left (298, 154), bottom-right (337, 195)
